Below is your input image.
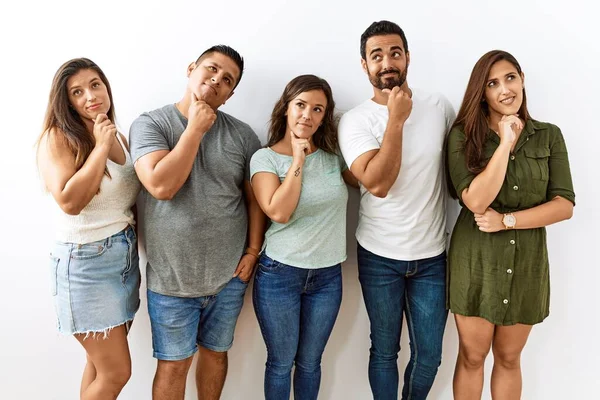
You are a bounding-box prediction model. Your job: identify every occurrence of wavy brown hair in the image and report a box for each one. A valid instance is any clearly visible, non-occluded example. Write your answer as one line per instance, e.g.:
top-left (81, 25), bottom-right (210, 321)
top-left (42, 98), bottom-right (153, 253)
top-left (453, 50), bottom-right (531, 175)
top-left (37, 58), bottom-right (115, 177)
top-left (267, 74), bottom-right (338, 154)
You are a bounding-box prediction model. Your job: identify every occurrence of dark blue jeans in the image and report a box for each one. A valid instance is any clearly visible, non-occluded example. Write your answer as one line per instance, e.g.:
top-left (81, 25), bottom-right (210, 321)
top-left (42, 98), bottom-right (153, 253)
top-left (253, 254), bottom-right (343, 400)
top-left (358, 244), bottom-right (448, 400)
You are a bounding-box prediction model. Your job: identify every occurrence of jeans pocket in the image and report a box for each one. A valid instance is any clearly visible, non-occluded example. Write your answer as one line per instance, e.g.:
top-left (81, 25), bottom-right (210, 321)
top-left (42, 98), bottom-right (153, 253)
top-left (49, 255), bottom-right (59, 296)
top-left (70, 241), bottom-right (107, 260)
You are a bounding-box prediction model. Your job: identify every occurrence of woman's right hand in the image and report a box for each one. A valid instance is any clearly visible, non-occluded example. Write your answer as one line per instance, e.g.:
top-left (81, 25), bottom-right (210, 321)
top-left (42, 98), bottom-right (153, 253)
top-left (291, 131), bottom-right (310, 164)
top-left (497, 114), bottom-right (523, 145)
top-left (93, 113), bottom-right (117, 148)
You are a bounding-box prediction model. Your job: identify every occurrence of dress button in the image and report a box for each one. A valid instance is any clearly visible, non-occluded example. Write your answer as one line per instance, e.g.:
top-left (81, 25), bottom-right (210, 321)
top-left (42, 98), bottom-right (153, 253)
top-left (507, 269), bottom-right (513, 274)
top-left (510, 240), bottom-right (515, 245)
top-left (513, 185), bottom-right (519, 190)
top-left (503, 299), bottom-right (509, 304)
top-left (510, 155), bottom-right (515, 160)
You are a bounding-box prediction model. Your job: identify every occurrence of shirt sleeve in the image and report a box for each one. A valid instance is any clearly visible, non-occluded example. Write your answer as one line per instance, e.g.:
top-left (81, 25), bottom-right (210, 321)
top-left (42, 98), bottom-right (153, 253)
top-left (442, 96), bottom-right (457, 134)
top-left (338, 110), bottom-right (380, 169)
top-left (128, 113), bottom-right (170, 164)
top-left (447, 126), bottom-right (476, 201)
top-left (546, 125), bottom-right (575, 205)
top-left (250, 149), bottom-right (278, 180)
top-left (243, 128), bottom-right (262, 181)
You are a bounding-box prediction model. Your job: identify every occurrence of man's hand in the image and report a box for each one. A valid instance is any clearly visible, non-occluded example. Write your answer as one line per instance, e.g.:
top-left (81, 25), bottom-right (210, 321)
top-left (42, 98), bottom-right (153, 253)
top-left (232, 254), bottom-right (258, 283)
top-left (382, 86), bottom-right (412, 125)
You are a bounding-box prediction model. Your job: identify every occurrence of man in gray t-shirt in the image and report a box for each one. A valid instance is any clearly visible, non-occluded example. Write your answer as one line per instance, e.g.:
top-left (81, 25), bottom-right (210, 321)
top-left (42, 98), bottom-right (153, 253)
top-left (129, 45), bottom-right (265, 400)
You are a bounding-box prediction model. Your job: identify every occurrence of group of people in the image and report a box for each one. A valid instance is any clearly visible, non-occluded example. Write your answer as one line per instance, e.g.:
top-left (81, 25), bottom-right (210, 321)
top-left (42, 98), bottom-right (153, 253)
top-left (37, 19), bottom-right (575, 400)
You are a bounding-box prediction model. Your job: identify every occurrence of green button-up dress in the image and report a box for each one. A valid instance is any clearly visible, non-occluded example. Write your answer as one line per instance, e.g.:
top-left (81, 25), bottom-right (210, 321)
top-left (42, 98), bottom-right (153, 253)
top-left (446, 120), bottom-right (575, 325)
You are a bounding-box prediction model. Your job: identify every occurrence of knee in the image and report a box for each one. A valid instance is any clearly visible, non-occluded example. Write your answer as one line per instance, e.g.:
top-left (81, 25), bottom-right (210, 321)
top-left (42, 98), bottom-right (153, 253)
top-left (157, 358), bottom-right (192, 380)
top-left (199, 347), bottom-right (227, 366)
top-left (458, 347), bottom-right (489, 370)
top-left (493, 348), bottom-right (521, 370)
top-left (101, 362), bottom-right (132, 389)
top-left (295, 356), bottom-right (321, 374)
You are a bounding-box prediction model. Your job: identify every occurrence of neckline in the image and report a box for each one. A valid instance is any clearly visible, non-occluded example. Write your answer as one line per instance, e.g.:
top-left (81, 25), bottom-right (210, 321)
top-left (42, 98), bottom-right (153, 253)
top-left (267, 147), bottom-right (321, 158)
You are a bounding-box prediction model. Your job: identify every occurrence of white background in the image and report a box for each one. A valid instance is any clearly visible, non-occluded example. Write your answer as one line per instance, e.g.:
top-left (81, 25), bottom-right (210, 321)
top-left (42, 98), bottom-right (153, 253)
top-left (1, 0), bottom-right (598, 398)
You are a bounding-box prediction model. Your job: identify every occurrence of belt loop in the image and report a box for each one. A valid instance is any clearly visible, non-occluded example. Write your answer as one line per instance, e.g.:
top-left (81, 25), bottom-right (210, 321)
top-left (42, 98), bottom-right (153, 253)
top-left (106, 234), bottom-right (112, 248)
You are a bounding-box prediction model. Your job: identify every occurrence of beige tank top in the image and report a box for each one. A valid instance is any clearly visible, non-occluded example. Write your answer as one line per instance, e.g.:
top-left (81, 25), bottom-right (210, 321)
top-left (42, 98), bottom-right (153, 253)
top-left (53, 135), bottom-right (141, 244)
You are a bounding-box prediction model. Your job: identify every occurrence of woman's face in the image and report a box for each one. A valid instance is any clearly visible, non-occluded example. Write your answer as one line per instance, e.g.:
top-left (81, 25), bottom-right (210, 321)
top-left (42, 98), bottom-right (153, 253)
top-left (484, 59), bottom-right (524, 118)
top-left (285, 89), bottom-right (328, 139)
top-left (67, 69), bottom-right (111, 122)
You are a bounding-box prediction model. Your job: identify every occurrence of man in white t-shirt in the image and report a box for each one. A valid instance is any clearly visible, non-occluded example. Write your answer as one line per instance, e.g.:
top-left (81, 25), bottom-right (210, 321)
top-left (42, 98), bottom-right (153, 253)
top-left (338, 21), bottom-right (455, 400)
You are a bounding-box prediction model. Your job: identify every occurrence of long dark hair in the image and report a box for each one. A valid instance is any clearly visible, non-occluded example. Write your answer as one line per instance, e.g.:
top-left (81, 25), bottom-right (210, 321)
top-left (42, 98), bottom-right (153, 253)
top-left (37, 58), bottom-right (115, 177)
top-left (453, 50), bottom-right (531, 175)
top-left (267, 74), bottom-right (338, 154)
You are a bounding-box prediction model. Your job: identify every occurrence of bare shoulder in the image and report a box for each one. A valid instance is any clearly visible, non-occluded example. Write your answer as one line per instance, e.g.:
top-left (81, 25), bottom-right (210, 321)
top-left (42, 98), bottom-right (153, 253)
top-left (38, 129), bottom-right (76, 167)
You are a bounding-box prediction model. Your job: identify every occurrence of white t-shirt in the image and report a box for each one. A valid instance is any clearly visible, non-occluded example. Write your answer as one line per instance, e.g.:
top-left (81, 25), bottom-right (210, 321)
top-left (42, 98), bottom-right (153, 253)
top-left (338, 88), bottom-right (455, 260)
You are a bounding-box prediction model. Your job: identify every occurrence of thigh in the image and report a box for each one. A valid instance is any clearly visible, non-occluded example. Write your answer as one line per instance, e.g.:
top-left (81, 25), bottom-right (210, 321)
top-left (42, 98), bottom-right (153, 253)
top-left (198, 276), bottom-right (248, 353)
top-left (405, 253), bottom-right (448, 354)
top-left (75, 324), bottom-right (131, 374)
top-left (147, 289), bottom-right (201, 361)
top-left (454, 314), bottom-right (495, 357)
top-left (297, 265), bottom-right (343, 361)
top-left (492, 324), bottom-right (533, 359)
top-left (253, 256), bottom-right (304, 362)
top-left (357, 243), bottom-right (406, 348)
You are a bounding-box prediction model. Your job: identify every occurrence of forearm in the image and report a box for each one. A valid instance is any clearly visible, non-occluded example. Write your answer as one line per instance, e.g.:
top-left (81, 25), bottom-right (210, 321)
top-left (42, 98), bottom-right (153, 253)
top-left (512, 196), bottom-right (574, 229)
top-left (246, 195), bottom-right (266, 251)
top-left (148, 129), bottom-right (204, 198)
top-left (58, 144), bottom-right (111, 214)
top-left (462, 143), bottom-right (511, 213)
top-left (263, 161), bottom-right (303, 223)
top-left (360, 123), bottom-right (403, 196)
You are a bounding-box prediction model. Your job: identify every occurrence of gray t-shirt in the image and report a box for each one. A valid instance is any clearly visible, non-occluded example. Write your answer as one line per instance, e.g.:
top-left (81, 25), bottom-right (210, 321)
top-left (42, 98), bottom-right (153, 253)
top-left (129, 104), bottom-right (261, 297)
top-left (250, 148), bottom-right (348, 269)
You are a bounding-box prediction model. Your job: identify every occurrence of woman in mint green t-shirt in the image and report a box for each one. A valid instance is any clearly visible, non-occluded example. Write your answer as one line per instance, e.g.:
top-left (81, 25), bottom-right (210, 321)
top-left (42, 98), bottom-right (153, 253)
top-left (250, 75), bottom-right (357, 400)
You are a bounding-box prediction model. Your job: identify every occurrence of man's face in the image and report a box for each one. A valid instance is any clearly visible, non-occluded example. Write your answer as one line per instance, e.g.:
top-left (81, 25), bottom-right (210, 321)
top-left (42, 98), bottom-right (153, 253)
top-left (187, 52), bottom-right (241, 109)
top-left (361, 34), bottom-right (410, 91)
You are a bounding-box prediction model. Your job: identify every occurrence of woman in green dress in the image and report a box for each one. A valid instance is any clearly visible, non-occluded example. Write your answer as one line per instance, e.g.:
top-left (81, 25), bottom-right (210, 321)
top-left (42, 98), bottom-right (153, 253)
top-left (446, 50), bottom-right (575, 399)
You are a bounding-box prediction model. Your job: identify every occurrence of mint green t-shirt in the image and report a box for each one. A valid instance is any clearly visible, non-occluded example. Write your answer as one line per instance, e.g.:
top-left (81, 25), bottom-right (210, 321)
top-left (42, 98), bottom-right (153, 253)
top-left (250, 148), bottom-right (348, 269)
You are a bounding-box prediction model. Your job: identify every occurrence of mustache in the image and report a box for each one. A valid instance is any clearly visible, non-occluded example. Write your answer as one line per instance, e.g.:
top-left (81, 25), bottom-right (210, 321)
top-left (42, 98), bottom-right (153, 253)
top-left (378, 68), bottom-right (400, 77)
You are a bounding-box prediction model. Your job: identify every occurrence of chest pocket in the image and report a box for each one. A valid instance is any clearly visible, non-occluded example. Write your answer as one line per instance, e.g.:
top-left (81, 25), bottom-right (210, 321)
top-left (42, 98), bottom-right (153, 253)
top-left (523, 148), bottom-right (550, 181)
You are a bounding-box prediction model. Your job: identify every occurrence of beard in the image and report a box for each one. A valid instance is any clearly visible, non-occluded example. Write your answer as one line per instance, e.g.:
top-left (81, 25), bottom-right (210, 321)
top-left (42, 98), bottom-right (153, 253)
top-left (368, 67), bottom-right (408, 90)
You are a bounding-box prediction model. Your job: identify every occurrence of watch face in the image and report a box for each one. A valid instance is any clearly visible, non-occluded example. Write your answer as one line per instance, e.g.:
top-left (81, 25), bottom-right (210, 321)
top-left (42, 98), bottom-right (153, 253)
top-left (504, 215), bottom-right (516, 227)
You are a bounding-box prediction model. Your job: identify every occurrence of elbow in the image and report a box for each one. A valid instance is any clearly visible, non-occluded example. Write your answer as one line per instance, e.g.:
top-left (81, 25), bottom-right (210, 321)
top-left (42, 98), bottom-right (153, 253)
top-left (60, 202), bottom-right (83, 216)
top-left (370, 187), bottom-right (389, 198)
top-left (150, 185), bottom-right (176, 201)
top-left (362, 182), bottom-right (389, 198)
top-left (564, 204), bottom-right (574, 220)
top-left (270, 213), bottom-right (291, 224)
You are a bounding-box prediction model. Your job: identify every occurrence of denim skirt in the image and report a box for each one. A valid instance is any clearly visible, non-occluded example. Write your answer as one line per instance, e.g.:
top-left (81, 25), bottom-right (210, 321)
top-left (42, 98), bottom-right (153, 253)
top-left (48, 226), bottom-right (140, 336)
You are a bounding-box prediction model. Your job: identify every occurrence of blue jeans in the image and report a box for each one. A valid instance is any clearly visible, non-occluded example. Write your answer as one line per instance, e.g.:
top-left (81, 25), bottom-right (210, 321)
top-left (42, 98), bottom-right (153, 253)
top-left (253, 254), bottom-right (343, 400)
top-left (357, 244), bottom-right (448, 400)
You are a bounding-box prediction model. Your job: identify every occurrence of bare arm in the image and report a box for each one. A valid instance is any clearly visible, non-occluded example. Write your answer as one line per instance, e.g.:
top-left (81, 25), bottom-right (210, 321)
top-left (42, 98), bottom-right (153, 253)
top-left (252, 161), bottom-right (303, 224)
top-left (342, 168), bottom-right (359, 189)
top-left (461, 115), bottom-right (523, 214)
top-left (349, 87), bottom-right (412, 198)
top-left (134, 95), bottom-right (216, 200)
top-left (38, 116), bottom-right (116, 215)
top-left (243, 180), bottom-right (267, 252)
top-left (474, 197), bottom-right (573, 232)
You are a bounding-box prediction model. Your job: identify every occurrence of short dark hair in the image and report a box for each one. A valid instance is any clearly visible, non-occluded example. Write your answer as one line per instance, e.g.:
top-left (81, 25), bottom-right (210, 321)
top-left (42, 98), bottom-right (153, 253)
top-left (360, 20), bottom-right (409, 60)
top-left (196, 45), bottom-right (244, 89)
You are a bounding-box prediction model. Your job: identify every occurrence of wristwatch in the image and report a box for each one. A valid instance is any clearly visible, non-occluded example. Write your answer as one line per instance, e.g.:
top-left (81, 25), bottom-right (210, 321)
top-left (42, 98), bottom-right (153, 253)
top-left (502, 213), bottom-right (517, 230)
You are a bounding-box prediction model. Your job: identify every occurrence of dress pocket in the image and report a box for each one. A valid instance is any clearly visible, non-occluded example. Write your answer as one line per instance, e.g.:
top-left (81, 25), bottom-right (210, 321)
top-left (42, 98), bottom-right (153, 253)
top-left (523, 148), bottom-right (550, 181)
top-left (49, 255), bottom-right (60, 296)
